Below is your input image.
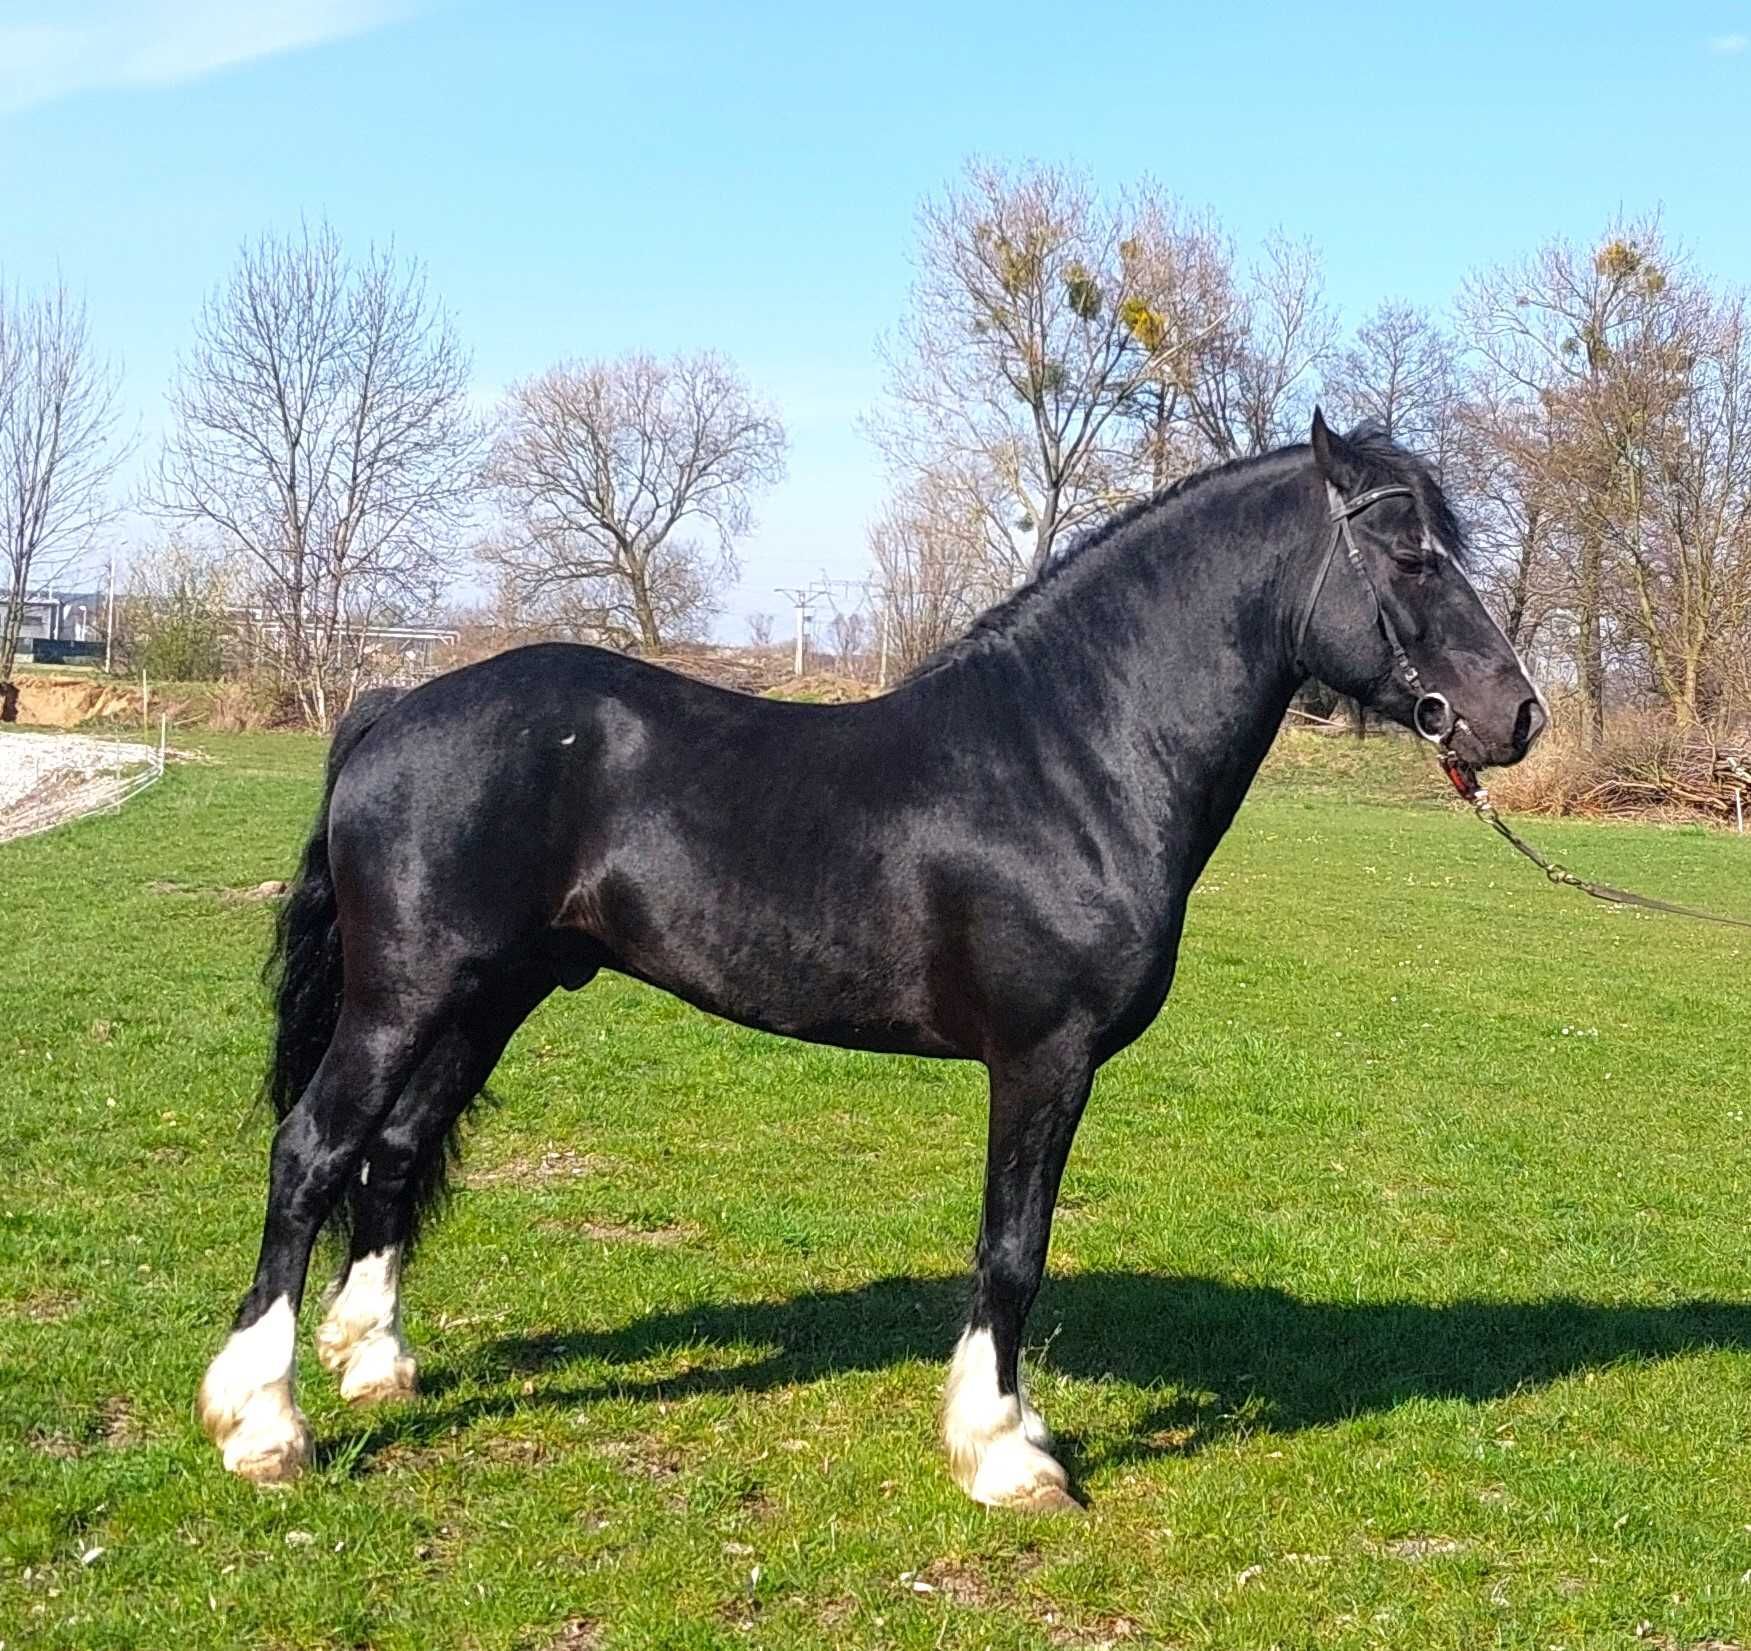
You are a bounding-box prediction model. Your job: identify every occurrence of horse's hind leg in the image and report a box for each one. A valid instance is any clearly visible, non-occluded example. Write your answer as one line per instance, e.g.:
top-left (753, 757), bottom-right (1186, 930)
top-left (197, 1000), bottom-right (437, 1482)
top-left (316, 975), bottom-right (550, 1404)
top-left (944, 1047), bottom-right (1094, 1512)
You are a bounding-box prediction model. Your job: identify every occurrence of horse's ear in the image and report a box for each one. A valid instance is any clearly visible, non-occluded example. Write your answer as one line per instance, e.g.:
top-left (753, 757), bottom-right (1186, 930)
top-left (1310, 406), bottom-right (1363, 493)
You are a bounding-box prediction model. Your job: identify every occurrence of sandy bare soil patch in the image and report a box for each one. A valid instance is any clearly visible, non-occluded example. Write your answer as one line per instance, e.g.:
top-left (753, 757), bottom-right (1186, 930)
top-left (0, 730), bottom-right (162, 842)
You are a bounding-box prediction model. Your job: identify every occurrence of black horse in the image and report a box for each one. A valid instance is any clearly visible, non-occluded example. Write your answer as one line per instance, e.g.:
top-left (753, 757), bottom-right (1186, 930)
top-left (198, 413), bottom-right (1544, 1510)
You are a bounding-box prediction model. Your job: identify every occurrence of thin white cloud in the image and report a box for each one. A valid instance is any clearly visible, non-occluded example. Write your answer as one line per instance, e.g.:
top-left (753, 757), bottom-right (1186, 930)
top-left (1708, 31), bottom-right (1748, 54)
top-left (0, 0), bottom-right (413, 115)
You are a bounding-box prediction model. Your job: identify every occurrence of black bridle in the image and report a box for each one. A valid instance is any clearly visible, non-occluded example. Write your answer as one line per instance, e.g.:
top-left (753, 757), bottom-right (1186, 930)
top-left (1294, 482), bottom-right (1467, 758)
top-left (1298, 481), bottom-right (1751, 930)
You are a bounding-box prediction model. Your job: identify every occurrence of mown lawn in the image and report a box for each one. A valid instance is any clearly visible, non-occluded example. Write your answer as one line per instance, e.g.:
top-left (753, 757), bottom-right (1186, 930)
top-left (2, 727), bottom-right (1749, 1650)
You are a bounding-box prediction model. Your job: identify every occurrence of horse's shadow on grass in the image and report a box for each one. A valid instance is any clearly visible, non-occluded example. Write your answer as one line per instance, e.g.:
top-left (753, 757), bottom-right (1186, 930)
top-left (350, 1274), bottom-right (1751, 1477)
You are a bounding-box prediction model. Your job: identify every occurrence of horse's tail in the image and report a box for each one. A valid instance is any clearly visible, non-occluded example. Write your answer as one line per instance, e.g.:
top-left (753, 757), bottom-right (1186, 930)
top-left (263, 688), bottom-right (404, 1124)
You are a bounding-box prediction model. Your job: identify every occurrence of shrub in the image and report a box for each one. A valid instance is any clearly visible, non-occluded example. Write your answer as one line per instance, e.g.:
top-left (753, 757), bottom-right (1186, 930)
top-left (1488, 712), bottom-right (1751, 824)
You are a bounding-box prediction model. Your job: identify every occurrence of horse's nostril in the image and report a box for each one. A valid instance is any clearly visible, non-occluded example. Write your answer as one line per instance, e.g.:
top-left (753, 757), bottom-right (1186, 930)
top-left (1515, 697), bottom-right (1547, 751)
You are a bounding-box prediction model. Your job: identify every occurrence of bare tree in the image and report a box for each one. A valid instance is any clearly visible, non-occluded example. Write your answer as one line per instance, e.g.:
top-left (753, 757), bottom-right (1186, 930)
top-left (873, 162), bottom-right (1226, 575)
top-left (154, 220), bottom-right (478, 729)
top-left (1614, 288), bottom-right (1751, 724)
top-left (1322, 301), bottom-right (1463, 476)
top-left (825, 608), bottom-right (869, 677)
top-left (868, 466), bottom-right (1014, 673)
top-left (1176, 233), bottom-right (1337, 462)
top-left (746, 610), bottom-right (776, 648)
top-left (1462, 218), bottom-right (1681, 741)
top-left (483, 352), bottom-right (786, 651)
top-left (1450, 377), bottom-right (1567, 654)
top-left (0, 280), bottom-right (126, 701)
top-left (1109, 196), bottom-right (1235, 489)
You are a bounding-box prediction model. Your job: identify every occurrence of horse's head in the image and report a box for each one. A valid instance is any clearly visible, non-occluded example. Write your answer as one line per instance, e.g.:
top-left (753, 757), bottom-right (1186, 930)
top-left (1296, 409), bottom-right (1546, 773)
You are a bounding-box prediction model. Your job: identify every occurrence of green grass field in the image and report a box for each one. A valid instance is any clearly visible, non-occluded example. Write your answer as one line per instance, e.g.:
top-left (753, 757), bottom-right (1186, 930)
top-left (3, 728), bottom-right (1749, 1650)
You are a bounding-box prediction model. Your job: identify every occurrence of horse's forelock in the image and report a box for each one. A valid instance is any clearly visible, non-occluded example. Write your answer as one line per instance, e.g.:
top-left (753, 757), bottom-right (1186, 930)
top-left (1342, 423), bottom-right (1473, 570)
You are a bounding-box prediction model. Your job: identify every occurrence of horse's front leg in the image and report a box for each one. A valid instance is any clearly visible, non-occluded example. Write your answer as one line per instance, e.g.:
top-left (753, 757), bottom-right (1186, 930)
top-left (943, 1046), bottom-right (1094, 1512)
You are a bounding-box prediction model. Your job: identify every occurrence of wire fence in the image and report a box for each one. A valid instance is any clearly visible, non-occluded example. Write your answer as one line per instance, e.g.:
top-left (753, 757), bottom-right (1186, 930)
top-left (0, 722), bottom-right (168, 846)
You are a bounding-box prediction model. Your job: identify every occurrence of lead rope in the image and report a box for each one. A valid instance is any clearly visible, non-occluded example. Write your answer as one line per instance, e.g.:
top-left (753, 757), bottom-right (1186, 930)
top-left (1438, 757), bottom-right (1751, 931)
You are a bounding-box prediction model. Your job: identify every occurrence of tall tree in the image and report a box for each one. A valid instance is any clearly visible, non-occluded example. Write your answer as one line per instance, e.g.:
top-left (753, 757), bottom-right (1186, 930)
top-left (1321, 300), bottom-right (1462, 476)
top-left (1462, 219), bottom-right (1680, 742)
top-left (155, 220), bottom-right (479, 729)
top-left (1108, 195), bottom-right (1233, 488)
top-left (482, 352), bottom-right (786, 651)
top-left (0, 280), bottom-right (125, 700)
top-left (873, 162), bottom-right (1225, 575)
top-left (1449, 377), bottom-right (1565, 655)
top-left (1173, 232), bottom-right (1337, 464)
top-left (1612, 288), bottom-right (1751, 724)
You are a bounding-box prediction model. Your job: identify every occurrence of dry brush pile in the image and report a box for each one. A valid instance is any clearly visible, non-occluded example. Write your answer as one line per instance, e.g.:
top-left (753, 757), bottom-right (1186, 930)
top-left (1487, 717), bottom-right (1751, 824)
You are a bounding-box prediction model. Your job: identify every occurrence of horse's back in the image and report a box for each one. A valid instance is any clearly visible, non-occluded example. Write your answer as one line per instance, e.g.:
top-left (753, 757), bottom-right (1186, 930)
top-left (322, 646), bottom-right (952, 1031)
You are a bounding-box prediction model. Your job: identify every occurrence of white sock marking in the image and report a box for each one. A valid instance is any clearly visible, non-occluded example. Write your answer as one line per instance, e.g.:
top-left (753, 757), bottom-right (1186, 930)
top-left (942, 1327), bottom-right (1066, 1505)
top-left (197, 1295), bottom-right (310, 1480)
top-left (315, 1246), bottom-right (417, 1401)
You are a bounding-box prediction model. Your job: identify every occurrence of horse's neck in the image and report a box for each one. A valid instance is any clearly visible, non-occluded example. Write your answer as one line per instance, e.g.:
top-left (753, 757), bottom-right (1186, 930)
top-left (1014, 489), bottom-right (1305, 815)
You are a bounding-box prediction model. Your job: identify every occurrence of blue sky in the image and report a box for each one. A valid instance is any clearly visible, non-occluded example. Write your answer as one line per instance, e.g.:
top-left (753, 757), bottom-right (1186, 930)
top-left (3, 0), bottom-right (1748, 634)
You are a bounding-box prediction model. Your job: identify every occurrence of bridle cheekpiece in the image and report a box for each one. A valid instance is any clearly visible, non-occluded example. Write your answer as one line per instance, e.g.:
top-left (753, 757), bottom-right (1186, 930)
top-left (1293, 481), bottom-right (1477, 796)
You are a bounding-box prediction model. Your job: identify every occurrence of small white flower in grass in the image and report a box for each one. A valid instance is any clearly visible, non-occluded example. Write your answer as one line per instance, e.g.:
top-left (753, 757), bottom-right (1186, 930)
top-left (284, 1530), bottom-right (315, 1548)
top-left (1236, 1564), bottom-right (1263, 1586)
top-left (79, 1547), bottom-right (104, 1567)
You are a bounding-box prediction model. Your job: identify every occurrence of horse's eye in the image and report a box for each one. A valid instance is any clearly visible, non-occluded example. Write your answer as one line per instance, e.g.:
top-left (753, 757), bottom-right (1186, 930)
top-left (1388, 547), bottom-right (1430, 575)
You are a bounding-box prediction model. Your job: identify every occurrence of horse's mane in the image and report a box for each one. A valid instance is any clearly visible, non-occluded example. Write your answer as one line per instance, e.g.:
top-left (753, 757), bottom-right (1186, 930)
top-left (907, 427), bottom-right (1468, 682)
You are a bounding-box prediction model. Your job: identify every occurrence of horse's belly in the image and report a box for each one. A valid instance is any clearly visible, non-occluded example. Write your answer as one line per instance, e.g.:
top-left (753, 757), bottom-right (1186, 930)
top-left (607, 954), bottom-right (960, 1059)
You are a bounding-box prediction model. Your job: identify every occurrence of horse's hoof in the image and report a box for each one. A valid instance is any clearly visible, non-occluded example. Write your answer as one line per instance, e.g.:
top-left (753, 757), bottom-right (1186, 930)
top-left (208, 1393), bottom-right (312, 1484)
top-left (959, 1431), bottom-right (1078, 1513)
top-left (226, 1428), bottom-right (311, 1484)
top-left (1012, 1481), bottom-right (1085, 1515)
top-left (336, 1335), bottom-right (418, 1405)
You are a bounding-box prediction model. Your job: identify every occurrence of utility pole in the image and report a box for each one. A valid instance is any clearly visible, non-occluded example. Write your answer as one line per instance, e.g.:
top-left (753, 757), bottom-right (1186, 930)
top-left (877, 589), bottom-right (892, 689)
top-left (774, 585), bottom-right (818, 678)
top-left (104, 548), bottom-right (116, 674)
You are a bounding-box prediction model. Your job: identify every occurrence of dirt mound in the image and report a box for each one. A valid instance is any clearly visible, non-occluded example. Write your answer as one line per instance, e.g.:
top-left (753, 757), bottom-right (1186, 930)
top-left (11, 677), bottom-right (142, 729)
top-left (763, 672), bottom-right (879, 704)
